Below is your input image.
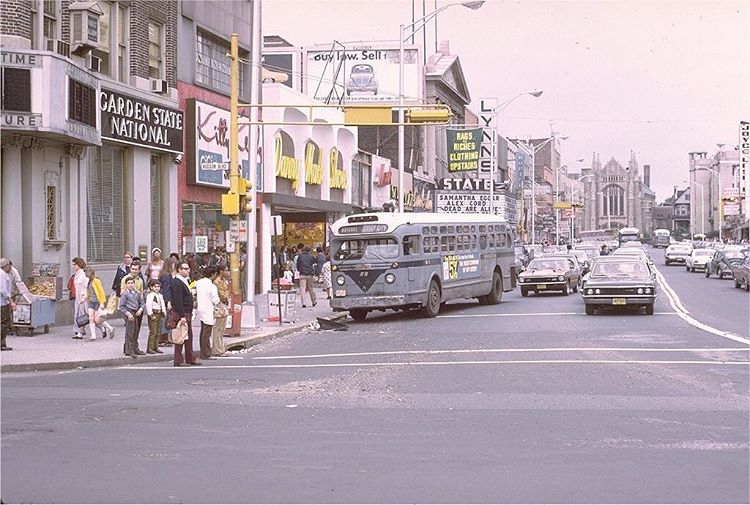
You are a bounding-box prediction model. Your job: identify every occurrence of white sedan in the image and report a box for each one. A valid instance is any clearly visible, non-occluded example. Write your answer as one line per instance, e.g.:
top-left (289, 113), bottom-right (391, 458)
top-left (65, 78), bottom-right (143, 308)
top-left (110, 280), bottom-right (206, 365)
top-left (685, 248), bottom-right (715, 272)
top-left (664, 244), bottom-right (693, 265)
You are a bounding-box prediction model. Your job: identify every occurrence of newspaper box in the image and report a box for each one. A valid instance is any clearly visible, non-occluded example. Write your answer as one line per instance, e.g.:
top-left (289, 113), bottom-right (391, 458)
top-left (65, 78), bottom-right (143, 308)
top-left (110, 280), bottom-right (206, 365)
top-left (266, 289), bottom-right (298, 323)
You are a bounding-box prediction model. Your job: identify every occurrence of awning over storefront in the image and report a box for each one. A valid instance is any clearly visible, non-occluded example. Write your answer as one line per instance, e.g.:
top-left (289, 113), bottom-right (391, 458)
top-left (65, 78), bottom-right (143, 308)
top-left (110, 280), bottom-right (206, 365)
top-left (264, 193), bottom-right (352, 214)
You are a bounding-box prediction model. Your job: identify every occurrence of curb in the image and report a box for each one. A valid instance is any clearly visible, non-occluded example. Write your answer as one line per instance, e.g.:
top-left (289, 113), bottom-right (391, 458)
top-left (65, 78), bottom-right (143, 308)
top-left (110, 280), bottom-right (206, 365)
top-left (0, 314), bottom-right (349, 374)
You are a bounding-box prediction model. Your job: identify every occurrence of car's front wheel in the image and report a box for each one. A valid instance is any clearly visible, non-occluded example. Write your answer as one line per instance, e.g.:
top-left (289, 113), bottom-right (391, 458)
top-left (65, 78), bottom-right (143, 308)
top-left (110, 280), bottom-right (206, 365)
top-left (644, 303), bottom-right (654, 315)
top-left (585, 304), bottom-right (595, 315)
top-left (521, 287), bottom-right (529, 297)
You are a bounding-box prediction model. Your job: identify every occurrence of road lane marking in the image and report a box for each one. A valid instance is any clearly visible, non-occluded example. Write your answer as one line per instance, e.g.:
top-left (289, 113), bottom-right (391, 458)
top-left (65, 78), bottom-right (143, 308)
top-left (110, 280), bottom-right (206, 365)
top-left (249, 347), bottom-right (750, 361)
top-left (118, 359), bottom-right (750, 370)
top-left (653, 266), bottom-right (750, 346)
top-left (437, 312), bottom-right (678, 318)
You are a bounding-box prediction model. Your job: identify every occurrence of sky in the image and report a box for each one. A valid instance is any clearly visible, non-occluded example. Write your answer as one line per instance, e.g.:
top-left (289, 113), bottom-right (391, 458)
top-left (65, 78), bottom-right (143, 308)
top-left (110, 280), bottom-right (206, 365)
top-left (262, 0), bottom-right (749, 202)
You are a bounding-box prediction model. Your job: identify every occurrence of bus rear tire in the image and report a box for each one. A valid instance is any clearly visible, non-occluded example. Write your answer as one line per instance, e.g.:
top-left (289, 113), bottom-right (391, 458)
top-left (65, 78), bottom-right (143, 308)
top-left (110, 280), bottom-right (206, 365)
top-left (483, 270), bottom-right (503, 305)
top-left (349, 309), bottom-right (368, 321)
top-left (422, 280), bottom-right (441, 318)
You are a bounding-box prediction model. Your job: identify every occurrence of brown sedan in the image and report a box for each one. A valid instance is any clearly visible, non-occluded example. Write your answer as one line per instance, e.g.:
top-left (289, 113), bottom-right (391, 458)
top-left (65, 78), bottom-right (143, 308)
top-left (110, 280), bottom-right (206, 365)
top-left (731, 256), bottom-right (750, 291)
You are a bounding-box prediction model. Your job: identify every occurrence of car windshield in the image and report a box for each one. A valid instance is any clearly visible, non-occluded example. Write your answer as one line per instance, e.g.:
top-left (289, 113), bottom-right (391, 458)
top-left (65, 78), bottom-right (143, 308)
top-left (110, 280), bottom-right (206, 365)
top-left (352, 65), bottom-right (373, 74)
top-left (335, 238), bottom-right (398, 261)
top-left (694, 250), bottom-right (713, 257)
top-left (724, 252), bottom-right (745, 260)
top-left (528, 259), bottom-right (569, 270)
top-left (592, 261), bottom-right (648, 276)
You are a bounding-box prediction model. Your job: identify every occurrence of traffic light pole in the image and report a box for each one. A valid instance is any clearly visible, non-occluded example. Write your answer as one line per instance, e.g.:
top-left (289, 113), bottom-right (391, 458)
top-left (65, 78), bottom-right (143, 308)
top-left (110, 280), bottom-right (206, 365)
top-left (228, 34), bottom-right (241, 297)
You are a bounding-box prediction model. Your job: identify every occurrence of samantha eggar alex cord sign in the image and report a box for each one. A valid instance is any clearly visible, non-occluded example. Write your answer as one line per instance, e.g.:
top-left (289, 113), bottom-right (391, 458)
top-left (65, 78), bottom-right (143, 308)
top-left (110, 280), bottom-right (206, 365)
top-left (446, 128), bottom-right (481, 172)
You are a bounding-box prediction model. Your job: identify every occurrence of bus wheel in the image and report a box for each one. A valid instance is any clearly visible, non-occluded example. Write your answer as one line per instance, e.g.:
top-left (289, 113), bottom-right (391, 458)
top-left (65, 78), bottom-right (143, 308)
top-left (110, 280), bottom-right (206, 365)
top-left (485, 271), bottom-right (503, 305)
top-left (422, 280), bottom-right (441, 318)
top-left (349, 309), bottom-right (368, 321)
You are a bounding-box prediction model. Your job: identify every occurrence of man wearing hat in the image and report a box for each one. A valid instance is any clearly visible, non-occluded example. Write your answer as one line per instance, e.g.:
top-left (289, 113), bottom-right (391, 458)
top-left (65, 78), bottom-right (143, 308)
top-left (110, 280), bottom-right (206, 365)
top-left (1, 257), bottom-right (18, 351)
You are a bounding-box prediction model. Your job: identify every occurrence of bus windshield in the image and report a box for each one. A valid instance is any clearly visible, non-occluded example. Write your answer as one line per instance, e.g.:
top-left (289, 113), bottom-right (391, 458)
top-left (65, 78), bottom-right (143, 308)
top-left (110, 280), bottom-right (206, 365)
top-left (334, 237), bottom-right (399, 261)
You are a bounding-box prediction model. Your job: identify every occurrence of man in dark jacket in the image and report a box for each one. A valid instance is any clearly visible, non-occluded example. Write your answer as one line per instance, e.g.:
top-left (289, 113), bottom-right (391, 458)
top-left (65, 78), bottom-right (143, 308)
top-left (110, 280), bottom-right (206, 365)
top-left (170, 261), bottom-right (200, 367)
top-left (314, 247), bottom-right (326, 276)
top-left (296, 246), bottom-right (317, 308)
top-left (112, 252), bottom-right (134, 296)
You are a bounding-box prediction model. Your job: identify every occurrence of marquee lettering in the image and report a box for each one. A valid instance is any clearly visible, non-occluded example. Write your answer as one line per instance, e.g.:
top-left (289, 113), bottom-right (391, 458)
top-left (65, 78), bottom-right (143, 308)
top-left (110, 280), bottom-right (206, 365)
top-left (328, 148), bottom-right (348, 190)
top-left (274, 135), bottom-right (299, 191)
top-left (304, 143), bottom-right (323, 185)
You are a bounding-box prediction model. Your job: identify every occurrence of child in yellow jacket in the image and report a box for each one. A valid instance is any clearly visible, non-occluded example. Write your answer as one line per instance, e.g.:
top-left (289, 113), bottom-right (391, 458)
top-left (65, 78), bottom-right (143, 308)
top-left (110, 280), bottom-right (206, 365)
top-left (83, 266), bottom-right (114, 341)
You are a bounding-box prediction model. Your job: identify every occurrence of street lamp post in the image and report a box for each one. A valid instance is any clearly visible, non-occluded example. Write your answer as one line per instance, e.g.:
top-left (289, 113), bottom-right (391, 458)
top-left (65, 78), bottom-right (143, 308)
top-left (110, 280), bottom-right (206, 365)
top-left (521, 135), bottom-right (563, 245)
top-left (398, 1), bottom-right (485, 212)
top-left (489, 91), bottom-right (543, 217)
top-left (569, 173), bottom-right (594, 242)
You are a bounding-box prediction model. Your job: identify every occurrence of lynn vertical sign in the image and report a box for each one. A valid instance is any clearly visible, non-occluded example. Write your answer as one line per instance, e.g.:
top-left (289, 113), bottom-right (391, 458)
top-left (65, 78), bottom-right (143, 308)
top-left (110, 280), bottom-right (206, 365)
top-left (478, 98), bottom-right (497, 177)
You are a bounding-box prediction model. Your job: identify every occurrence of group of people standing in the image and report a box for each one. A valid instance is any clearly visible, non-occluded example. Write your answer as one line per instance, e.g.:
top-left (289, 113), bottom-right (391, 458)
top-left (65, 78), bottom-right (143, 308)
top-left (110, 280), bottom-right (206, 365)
top-left (69, 248), bottom-right (231, 366)
top-left (276, 244), bottom-right (332, 307)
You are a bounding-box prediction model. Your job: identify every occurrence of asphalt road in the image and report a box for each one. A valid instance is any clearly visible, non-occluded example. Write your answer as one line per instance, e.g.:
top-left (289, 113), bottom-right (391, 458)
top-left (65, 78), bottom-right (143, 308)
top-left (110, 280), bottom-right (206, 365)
top-left (2, 246), bottom-right (748, 504)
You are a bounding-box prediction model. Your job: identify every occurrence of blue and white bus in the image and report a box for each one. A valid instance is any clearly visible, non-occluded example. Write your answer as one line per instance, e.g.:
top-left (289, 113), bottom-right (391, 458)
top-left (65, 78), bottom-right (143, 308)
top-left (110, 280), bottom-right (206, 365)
top-left (329, 213), bottom-right (517, 320)
top-left (618, 227), bottom-right (641, 246)
top-left (652, 228), bottom-right (671, 248)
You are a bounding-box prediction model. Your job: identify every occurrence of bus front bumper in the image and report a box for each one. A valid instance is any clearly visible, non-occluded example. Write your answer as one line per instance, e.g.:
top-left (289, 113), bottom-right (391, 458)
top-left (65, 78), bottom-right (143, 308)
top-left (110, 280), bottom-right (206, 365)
top-left (330, 294), bottom-right (418, 311)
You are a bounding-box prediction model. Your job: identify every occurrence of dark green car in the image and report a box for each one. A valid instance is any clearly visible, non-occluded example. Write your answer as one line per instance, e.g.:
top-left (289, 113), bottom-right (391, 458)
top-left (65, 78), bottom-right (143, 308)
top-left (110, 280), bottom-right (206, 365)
top-left (705, 249), bottom-right (746, 279)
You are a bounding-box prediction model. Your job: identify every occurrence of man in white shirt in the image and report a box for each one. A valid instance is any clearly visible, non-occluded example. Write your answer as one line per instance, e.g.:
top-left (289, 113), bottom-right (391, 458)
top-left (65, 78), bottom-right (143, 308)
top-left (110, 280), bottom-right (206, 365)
top-left (1, 257), bottom-right (18, 351)
top-left (195, 266), bottom-right (220, 360)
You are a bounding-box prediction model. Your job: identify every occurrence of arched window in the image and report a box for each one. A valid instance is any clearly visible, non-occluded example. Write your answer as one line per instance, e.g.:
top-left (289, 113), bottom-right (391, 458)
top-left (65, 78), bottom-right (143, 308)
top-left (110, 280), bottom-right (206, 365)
top-left (602, 184), bottom-right (625, 216)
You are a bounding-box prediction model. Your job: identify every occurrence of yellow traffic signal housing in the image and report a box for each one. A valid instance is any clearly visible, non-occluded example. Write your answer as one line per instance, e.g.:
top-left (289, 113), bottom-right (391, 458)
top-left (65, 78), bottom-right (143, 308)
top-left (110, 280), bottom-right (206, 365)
top-left (238, 177), bottom-right (252, 196)
top-left (406, 107), bottom-right (453, 124)
top-left (344, 106), bottom-right (392, 126)
top-left (221, 193), bottom-right (240, 215)
top-left (240, 194), bottom-right (253, 213)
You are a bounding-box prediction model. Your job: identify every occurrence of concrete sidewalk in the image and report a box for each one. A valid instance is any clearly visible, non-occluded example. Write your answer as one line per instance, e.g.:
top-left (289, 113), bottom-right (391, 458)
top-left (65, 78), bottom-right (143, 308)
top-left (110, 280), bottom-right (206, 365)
top-left (1, 287), bottom-right (347, 373)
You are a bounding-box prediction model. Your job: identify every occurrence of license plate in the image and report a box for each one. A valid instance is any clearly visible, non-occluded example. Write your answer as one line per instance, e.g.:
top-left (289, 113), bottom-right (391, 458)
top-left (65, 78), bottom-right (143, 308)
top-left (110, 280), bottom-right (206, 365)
top-left (334, 289), bottom-right (346, 297)
top-left (612, 298), bottom-right (627, 305)
top-left (537, 284), bottom-right (547, 289)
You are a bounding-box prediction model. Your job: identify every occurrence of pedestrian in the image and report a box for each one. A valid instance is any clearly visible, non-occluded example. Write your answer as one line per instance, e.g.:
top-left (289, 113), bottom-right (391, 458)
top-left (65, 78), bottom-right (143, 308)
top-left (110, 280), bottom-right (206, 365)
top-left (600, 244), bottom-right (609, 256)
top-left (111, 252), bottom-right (134, 297)
top-left (71, 257), bottom-right (88, 339)
top-left (83, 266), bottom-right (113, 341)
top-left (170, 261), bottom-right (200, 367)
top-left (169, 252), bottom-right (180, 262)
top-left (1, 257), bottom-right (17, 351)
top-left (145, 247), bottom-right (164, 283)
top-left (120, 258), bottom-right (146, 338)
top-left (296, 246), bottom-right (318, 308)
top-left (321, 253), bottom-right (332, 299)
top-left (195, 266), bottom-right (221, 360)
top-left (315, 246), bottom-right (326, 276)
top-left (118, 276), bottom-right (145, 358)
top-left (145, 279), bottom-right (166, 354)
top-left (212, 266), bottom-right (230, 357)
top-left (158, 257), bottom-right (176, 347)
top-left (281, 261), bottom-right (294, 286)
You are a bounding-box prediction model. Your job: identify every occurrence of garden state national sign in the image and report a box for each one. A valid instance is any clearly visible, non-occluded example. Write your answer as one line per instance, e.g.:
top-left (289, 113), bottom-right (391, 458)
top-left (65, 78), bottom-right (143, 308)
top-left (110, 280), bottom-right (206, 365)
top-left (100, 89), bottom-right (184, 154)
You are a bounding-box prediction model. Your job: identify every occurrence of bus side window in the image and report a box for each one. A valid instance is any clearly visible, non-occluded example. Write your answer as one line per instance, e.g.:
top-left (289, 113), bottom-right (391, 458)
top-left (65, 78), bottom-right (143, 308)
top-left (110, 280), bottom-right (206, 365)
top-left (479, 235), bottom-right (487, 250)
top-left (488, 233), bottom-right (495, 248)
top-left (422, 236), bottom-right (431, 254)
top-left (403, 235), bottom-right (420, 256)
top-left (448, 236), bottom-right (456, 252)
top-left (441, 236), bottom-right (449, 252)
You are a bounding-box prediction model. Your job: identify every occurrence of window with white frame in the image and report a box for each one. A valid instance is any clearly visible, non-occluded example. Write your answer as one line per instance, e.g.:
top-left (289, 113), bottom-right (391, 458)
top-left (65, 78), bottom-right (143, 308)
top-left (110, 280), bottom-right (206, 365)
top-left (91, 1), bottom-right (111, 76)
top-left (43, 0), bottom-right (58, 40)
top-left (117, 4), bottom-right (128, 83)
top-left (195, 29), bottom-right (245, 95)
top-left (148, 21), bottom-right (164, 79)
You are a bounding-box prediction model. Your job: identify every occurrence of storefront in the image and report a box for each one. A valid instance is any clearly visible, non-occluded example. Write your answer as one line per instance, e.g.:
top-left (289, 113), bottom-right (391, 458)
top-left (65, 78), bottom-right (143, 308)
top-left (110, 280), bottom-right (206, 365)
top-left (257, 84), bottom-right (358, 292)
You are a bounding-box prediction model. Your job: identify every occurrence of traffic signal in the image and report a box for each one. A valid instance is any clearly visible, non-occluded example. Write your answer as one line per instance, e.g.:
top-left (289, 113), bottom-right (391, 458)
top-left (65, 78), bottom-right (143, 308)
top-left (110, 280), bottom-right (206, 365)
top-left (221, 177), bottom-right (253, 215)
top-left (571, 202), bottom-right (584, 208)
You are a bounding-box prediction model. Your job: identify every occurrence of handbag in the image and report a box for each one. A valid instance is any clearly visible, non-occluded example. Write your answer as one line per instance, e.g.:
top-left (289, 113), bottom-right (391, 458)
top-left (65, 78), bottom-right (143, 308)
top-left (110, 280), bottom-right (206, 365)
top-left (75, 303), bottom-right (89, 327)
top-left (170, 320), bottom-right (188, 344)
top-left (213, 303), bottom-right (229, 319)
top-left (104, 294), bottom-right (118, 315)
top-left (165, 310), bottom-right (181, 330)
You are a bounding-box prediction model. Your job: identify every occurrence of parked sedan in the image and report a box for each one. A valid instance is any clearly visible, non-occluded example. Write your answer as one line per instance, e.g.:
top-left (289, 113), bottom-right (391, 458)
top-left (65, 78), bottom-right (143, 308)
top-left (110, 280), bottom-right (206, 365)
top-left (731, 256), bottom-right (750, 291)
top-left (706, 249), bottom-right (747, 279)
top-left (685, 249), bottom-right (715, 272)
top-left (518, 257), bottom-right (579, 297)
top-left (664, 244), bottom-right (693, 265)
top-left (581, 258), bottom-right (657, 315)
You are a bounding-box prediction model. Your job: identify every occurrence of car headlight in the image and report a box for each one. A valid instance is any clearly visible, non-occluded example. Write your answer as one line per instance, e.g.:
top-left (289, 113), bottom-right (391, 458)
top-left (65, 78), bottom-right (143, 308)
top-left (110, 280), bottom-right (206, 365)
top-left (385, 273), bottom-right (396, 284)
top-left (519, 276), bottom-right (525, 283)
top-left (557, 275), bottom-right (564, 281)
top-left (336, 275), bottom-right (345, 286)
top-left (645, 287), bottom-right (652, 294)
top-left (594, 289), bottom-right (601, 294)
top-left (586, 288), bottom-right (593, 295)
top-left (637, 288), bottom-right (644, 294)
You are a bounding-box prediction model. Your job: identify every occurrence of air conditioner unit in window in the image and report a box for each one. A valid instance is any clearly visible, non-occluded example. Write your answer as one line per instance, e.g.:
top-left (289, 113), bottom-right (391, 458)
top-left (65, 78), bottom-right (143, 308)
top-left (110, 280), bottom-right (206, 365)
top-left (85, 54), bottom-right (101, 73)
top-left (150, 78), bottom-right (168, 94)
top-left (45, 38), bottom-right (71, 58)
top-left (69, 1), bottom-right (103, 54)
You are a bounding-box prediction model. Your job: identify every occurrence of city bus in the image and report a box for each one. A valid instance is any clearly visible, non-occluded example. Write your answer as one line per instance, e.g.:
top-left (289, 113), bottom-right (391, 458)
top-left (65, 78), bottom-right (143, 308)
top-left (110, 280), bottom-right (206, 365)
top-left (329, 213), bottom-right (517, 320)
top-left (578, 229), bottom-right (617, 243)
top-left (652, 228), bottom-right (671, 248)
top-left (618, 227), bottom-right (641, 246)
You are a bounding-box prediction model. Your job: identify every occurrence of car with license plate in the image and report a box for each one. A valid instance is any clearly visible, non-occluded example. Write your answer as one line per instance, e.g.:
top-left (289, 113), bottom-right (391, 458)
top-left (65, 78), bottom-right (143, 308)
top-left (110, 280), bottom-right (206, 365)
top-left (518, 257), bottom-right (579, 297)
top-left (705, 249), bottom-right (746, 279)
top-left (581, 257), bottom-right (657, 315)
top-left (685, 248), bottom-right (715, 272)
top-left (664, 243), bottom-right (693, 265)
top-left (731, 255), bottom-right (750, 291)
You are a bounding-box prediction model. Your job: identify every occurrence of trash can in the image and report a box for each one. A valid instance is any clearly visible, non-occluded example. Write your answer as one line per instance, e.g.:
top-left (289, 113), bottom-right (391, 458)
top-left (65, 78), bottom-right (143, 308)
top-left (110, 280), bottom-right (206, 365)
top-left (266, 289), bottom-right (298, 323)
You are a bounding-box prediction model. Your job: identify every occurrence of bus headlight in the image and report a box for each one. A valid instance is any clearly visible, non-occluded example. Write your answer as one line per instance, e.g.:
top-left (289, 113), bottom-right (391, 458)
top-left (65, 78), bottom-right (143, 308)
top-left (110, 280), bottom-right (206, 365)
top-left (594, 289), bottom-right (601, 294)
top-left (557, 275), bottom-right (565, 281)
top-left (336, 275), bottom-right (345, 286)
top-left (637, 288), bottom-right (644, 294)
top-left (385, 273), bottom-right (396, 284)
